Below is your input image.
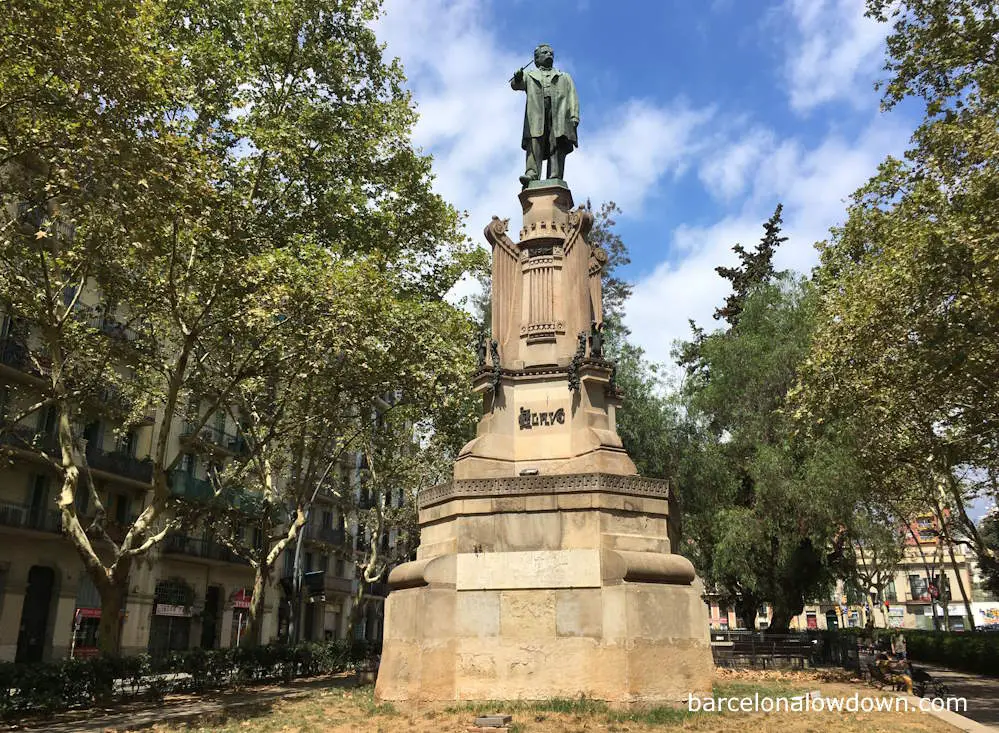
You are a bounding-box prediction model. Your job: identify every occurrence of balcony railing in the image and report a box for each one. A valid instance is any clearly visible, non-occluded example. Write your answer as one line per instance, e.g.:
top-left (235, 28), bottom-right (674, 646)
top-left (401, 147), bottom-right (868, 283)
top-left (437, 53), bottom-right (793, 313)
top-left (0, 424), bottom-right (60, 454)
top-left (86, 446), bottom-right (153, 483)
top-left (167, 471), bottom-right (268, 517)
top-left (87, 312), bottom-right (138, 342)
top-left (290, 571), bottom-right (354, 598)
top-left (162, 534), bottom-right (248, 564)
top-left (363, 581), bottom-right (389, 598)
top-left (168, 471), bottom-right (216, 502)
top-left (0, 336), bottom-right (29, 371)
top-left (181, 423), bottom-right (246, 454)
top-left (0, 501), bottom-right (62, 534)
top-left (305, 525), bottom-right (346, 545)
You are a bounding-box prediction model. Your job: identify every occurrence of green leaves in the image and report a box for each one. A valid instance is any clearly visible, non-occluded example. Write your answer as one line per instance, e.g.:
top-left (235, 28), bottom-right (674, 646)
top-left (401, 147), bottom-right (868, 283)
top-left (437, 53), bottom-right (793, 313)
top-left (0, 0), bottom-right (478, 652)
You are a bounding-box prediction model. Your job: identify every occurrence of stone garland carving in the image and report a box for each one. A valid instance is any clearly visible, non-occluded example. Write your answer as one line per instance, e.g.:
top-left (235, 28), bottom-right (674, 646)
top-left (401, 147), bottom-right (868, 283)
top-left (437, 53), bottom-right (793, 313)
top-left (476, 332), bottom-right (487, 368)
top-left (566, 330), bottom-right (587, 392)
top-left (589, 320), bottom-right (604, 358)
top-left (418, 472), bottom-right (672, 509)
top-left (489, 338), bottom-right (501, 391)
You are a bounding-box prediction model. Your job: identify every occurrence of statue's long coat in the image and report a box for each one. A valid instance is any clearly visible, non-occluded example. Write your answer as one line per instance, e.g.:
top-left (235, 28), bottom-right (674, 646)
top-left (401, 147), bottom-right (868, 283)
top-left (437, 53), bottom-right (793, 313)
top-left (512, 69), bottom-right (579, 151)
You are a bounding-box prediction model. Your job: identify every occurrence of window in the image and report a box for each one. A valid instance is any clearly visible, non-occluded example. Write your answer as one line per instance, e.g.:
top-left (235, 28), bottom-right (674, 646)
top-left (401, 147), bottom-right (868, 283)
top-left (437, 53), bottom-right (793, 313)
top-left (318, 553), bottom-right (329, 572)
top-left (916, 517), bottom-right (936, 542)
top-left (909, 574), bottom-right (928, 599)
top-left (39, 405), bottom-right (58, 440)
top-left (180, 453), bottom-right (196, 475)
top-left (62, 285), bottom-right (79, 308)
top-left (885, 580), bottom-right (897, 602)
top-left (304, 552), bottom-right (313, 572)
top-left (108, 492), bottom-right (129, 524)
top-left (117, 430), bottom-right (137, 457)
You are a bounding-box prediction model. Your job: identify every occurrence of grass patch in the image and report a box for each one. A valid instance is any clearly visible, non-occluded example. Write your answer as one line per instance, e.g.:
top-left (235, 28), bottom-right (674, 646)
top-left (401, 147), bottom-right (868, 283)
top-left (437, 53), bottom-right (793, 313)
top-left (347, 685), bottom-right (400, 717)
top-left (610, 705), bottom-right (699, 726)
top-left (445, 694), bottom-right (610, 717)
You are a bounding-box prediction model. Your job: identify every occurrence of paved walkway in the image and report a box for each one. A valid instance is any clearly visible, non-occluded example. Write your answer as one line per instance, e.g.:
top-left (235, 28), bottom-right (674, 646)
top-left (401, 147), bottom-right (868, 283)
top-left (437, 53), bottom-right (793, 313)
top-left (912, 663), bottom-right (999, 731)
top-left (11, 675), bottom-right (356, 733)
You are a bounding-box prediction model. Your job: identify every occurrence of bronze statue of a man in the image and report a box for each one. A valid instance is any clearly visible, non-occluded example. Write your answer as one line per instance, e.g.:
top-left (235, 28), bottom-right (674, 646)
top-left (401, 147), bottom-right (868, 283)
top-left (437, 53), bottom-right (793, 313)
top-left (511, 44), bottom-right (579, 187)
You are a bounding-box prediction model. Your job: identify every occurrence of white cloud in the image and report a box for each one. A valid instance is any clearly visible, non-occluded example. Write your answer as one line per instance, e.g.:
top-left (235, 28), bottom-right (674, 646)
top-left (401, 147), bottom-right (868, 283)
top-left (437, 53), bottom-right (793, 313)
top-left (374, 0), bottom-right (912, 380)
top-left (624, 114), bottom-right (910, 368)
top-left (783, 0), bottom-right (888, 113)
top-left (375, 0), bottom-right (712, 242)
top-left (698, 127), bottom-right (774, 200)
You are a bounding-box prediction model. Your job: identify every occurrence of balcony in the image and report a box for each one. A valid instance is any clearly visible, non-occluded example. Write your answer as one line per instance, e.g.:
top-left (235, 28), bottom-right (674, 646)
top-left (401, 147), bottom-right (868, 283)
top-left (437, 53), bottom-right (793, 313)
top-left (180, 423), bottom-right (246, 454)
top-left (162, 534), bottom-right (248, 564)
top-left (289, 571), bottom-right (354, 599)
top-left (363, 581), bottom-right (389, 598)
top-left (85, 446), bottom-right (153, 484)
top-left (305, 524), bottom-right (346, 545)
top-left (0, 501), bottom-right (62, 534)
top-left (0, 336), bottom-right (29, 371)
top-left (0, 424), bottom-right (59, 454)
top-left (87, 312), bottom-right (138, 342)
top-left (168, 471), bottom-right (215, 502)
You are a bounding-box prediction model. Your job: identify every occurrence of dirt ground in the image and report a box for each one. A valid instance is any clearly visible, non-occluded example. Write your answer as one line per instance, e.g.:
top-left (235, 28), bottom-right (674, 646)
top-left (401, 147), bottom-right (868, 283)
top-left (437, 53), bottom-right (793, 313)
top-left (139, 668), bottom-right (963, 733)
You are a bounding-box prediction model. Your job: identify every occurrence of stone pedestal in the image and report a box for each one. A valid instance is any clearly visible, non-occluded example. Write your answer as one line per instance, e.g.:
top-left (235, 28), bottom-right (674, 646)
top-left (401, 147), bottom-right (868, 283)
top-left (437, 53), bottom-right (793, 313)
top-left (375, 475), bottom-right (713, 702)
top-left (375, 183), bottom-right (713, 702)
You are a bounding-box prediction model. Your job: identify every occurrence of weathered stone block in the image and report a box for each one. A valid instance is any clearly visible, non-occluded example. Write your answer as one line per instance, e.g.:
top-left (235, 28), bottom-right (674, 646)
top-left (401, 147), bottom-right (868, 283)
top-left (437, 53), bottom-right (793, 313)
top-left (456, 591), bottom-right (501, 637)
top-left (499, 590), bottom-right (555, 639)
top-left (555, 588), bottom-right (602, 638)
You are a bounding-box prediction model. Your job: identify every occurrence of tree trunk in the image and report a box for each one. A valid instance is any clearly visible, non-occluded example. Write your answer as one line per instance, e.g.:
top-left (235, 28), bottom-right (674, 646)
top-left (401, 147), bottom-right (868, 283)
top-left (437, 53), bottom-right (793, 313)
top-left (96, 561), bottom-right (131, 656)
top-left (735, 594), bottom-right (758, 632)
top-left (934, 499), bottom-right (976, 631)
top-left (946, 540), bottom-right (976, 631)
top-left (768, 605), bottom-right (793, 634)
top-left (244, 565), bottom-right (268, 647)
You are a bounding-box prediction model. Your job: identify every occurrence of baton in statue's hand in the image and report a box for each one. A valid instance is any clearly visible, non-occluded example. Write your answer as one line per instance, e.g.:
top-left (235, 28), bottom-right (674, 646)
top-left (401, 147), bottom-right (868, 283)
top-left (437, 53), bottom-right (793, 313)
top-left (508, 59), bottom-right (535, 84)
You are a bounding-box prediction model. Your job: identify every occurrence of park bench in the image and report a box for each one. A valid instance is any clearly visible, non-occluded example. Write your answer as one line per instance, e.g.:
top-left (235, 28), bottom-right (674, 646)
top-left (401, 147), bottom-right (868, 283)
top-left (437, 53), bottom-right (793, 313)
top-left (866, 661), bottom-right (910, 692)
top-left (710, 633), bottom-right (815, 669)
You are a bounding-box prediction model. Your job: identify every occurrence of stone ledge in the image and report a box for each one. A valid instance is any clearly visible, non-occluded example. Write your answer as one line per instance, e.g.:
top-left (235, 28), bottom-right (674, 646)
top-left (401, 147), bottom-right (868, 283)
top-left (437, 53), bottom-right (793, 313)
top-left (387, 549), bottom-right (695, 590)
top-left (419, 472), bottom-right (670, 510)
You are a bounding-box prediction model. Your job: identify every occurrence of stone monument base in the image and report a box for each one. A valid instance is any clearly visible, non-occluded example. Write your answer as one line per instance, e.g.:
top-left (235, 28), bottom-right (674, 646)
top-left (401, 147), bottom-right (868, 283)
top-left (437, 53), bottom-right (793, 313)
top-left (375, 474), bottom-right (713, 702)
top-left (375, 545), bottom-right (713, 701)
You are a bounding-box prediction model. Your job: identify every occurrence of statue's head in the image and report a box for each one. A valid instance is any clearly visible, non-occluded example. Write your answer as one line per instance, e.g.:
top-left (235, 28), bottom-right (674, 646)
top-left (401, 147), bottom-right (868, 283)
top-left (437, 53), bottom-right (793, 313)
top-left (534, 44), bottom-right (554, 69)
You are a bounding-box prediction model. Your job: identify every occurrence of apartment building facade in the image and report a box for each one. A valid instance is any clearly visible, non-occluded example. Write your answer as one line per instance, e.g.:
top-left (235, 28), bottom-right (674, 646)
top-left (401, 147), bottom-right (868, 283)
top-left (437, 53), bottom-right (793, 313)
top-left (706, 515), bottom-right (999, 633)
top-left (0, 306), bottom-right (393, 663)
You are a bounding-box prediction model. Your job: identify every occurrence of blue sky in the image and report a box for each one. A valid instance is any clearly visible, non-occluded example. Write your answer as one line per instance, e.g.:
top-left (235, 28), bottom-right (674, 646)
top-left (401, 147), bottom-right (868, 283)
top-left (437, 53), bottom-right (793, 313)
top-left (373, 0), bottom-right (922, 372)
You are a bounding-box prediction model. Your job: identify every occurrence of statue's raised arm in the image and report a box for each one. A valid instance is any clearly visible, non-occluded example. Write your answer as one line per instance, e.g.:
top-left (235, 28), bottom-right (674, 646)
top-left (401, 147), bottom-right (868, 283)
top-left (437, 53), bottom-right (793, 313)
top-left (511, 44), bottom-right (579, 188)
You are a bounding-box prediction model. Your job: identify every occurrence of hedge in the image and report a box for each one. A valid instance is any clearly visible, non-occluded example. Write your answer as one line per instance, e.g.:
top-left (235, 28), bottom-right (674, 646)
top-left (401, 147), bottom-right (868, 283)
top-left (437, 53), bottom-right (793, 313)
top-left (899, 630), bottom-right (999, 676)
top-left (813, 628), bottom-right (999, 677)
top-left (0, 639), bottom-right (379, 721)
